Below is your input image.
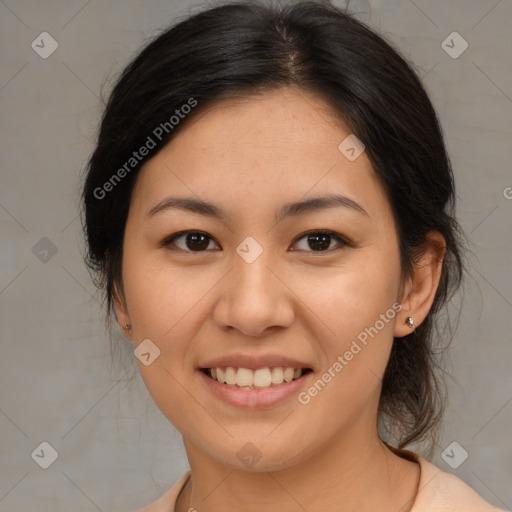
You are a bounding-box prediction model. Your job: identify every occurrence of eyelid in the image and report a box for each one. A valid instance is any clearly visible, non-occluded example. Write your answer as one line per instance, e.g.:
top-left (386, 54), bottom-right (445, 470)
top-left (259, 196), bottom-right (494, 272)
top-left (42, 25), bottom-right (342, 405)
top-left (291, 230), bottom-right (352, 253)
top-left (163, 230), bottom-right (220, 251)
top-left (163, 229), bottom-right (352, 253)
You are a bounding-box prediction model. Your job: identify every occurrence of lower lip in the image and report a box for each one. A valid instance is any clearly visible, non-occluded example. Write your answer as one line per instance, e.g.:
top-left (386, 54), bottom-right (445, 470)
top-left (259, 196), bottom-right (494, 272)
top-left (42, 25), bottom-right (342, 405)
top-left (198, 370), bottom-right (312, 409)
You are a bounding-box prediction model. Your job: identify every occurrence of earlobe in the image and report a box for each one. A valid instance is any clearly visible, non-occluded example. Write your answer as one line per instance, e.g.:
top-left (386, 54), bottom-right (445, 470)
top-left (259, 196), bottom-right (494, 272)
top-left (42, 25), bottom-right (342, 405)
top-left (394, 231), bottom-right (446, 338)
top-left (112, 281), bottom-right (132, 336)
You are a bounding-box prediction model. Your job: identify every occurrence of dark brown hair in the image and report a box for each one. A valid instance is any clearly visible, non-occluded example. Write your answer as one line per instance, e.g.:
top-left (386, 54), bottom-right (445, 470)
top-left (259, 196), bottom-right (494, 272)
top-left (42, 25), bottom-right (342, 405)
top-left (81, 0), bottom-right (465, 454)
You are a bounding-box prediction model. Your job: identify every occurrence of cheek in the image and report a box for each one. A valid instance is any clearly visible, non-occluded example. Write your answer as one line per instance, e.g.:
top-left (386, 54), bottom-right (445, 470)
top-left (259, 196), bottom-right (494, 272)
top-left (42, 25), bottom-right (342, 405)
top-left (122, 251), bottom-right (199, 333)
top-left (295, 267), bottom-right (400, 427)
top-left (296, 255), bottom-right (400, 346)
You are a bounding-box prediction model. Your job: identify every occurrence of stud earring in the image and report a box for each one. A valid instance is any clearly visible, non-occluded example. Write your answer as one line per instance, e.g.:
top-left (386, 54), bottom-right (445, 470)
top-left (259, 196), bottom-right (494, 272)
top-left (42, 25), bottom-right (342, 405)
top-left (124, 324), bottom-right (132, 331)
top-left (405, 317), bottom-right (415, 330)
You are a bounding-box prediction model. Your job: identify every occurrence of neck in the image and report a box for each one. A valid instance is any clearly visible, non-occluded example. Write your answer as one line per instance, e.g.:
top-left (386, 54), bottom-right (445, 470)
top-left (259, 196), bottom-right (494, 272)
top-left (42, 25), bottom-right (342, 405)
top-left (176, 421), bottom-right (420, 512)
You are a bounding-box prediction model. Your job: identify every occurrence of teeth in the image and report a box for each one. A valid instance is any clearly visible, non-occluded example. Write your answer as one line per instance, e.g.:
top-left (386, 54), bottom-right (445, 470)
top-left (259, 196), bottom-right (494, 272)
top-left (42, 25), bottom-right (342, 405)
top-left (224, 367), bottom-right (237, 385)
top-left (283, 367), bottom-right (294, 382)
top-left (271, 367), bottom-right (283, 384)
top-left (236, 368), bottom-right (253, 387)
top-left (207, 366), bottom-right (306, 389)
top-left (253, 368), bottom-right (272, 388)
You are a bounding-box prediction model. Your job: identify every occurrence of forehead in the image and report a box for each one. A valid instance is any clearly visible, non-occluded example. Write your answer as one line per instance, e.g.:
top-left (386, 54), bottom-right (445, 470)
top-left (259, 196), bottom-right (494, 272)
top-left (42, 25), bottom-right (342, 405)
top-left (171, 87), bottom-right (355, 154)
top-left (130, 87), bottom-right (390, 224)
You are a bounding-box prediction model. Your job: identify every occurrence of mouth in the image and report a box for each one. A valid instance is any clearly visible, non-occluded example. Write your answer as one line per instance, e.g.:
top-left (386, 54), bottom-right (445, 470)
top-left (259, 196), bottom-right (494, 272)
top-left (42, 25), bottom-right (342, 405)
top-left (200, 366), bottom-right (313, 390)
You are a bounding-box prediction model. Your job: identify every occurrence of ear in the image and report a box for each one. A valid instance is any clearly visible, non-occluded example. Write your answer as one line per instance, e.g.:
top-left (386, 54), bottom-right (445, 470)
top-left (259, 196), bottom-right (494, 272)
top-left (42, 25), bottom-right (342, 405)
top-left (394, 231), bottom-right (446, 338)
top-left (112, 280), bottom-right (132, 339)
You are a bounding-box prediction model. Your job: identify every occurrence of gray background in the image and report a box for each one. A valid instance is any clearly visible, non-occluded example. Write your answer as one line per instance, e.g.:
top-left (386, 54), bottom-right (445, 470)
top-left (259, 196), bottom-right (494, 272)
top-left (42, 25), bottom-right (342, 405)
top-left (1, 0), bottom-right (511, 510)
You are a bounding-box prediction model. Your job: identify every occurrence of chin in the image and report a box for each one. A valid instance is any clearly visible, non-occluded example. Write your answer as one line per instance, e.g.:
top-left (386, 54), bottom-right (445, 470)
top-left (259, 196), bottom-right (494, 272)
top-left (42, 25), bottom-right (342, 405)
top-left (194, 432), bottom-right (317, 473)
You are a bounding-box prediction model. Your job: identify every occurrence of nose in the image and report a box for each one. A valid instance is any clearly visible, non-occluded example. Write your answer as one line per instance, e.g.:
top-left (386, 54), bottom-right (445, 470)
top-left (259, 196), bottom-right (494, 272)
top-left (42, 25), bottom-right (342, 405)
top-left (212, 248), bottom-right (295, 337)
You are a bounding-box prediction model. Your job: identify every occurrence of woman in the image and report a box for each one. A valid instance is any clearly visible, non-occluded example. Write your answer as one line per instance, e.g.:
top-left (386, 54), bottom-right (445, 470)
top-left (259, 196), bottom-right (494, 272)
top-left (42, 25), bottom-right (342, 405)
top-left (81, 1), bottom-right (505, 510)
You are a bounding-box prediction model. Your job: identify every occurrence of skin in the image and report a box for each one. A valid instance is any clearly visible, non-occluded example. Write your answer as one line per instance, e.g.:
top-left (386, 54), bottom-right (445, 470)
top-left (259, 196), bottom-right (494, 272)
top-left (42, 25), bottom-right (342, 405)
top-left (113, 86), bottom-right (446, 512)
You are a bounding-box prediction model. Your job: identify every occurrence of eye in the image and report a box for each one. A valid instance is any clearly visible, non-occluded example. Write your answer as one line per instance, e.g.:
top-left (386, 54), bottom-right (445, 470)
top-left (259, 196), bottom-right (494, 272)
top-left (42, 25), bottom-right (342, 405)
top-left (163, 229), bottom-right (350, 253)
top-left (163, 231), bottom-right (220, 252)
top-left (290, 230), bottom-right (349, 253)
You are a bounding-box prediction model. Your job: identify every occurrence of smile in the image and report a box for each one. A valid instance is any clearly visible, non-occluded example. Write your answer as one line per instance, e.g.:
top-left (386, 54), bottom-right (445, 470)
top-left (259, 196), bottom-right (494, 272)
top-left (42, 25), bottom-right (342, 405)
top-left (199, 366), bottom-right (314, 409)
top-left (202, 366), bottom-right (312, 390)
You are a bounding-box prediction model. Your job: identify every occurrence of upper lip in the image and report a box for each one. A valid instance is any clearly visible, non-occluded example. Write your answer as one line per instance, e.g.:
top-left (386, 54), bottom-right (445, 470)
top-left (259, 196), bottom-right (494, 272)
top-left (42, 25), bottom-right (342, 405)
top-left (199, 353), bottom-right (313, 371)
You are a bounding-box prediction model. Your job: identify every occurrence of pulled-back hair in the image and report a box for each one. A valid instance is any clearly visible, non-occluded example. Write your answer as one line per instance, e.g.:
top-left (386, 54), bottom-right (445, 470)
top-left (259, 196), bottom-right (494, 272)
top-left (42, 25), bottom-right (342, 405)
top-left (81, 0), bottom-right (465, 453)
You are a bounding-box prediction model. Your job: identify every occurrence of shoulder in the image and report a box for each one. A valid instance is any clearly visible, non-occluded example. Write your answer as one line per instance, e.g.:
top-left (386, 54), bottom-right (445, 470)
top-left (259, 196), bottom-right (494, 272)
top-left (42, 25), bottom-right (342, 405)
top-left (137, 471), bottom-right (191, 512)
top-left (413, 454), bottom-right (505, 512)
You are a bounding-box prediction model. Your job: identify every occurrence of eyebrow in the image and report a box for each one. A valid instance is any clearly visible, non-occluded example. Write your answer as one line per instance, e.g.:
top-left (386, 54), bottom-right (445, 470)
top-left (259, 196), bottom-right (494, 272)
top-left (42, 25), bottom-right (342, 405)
top-left (147, 194), bottom-right (369, 221)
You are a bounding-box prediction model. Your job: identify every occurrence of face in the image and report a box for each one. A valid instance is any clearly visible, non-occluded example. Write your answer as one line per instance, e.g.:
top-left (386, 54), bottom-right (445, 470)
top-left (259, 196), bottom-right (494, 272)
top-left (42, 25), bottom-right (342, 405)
top-left (115, 87), bottom-right (407, 472)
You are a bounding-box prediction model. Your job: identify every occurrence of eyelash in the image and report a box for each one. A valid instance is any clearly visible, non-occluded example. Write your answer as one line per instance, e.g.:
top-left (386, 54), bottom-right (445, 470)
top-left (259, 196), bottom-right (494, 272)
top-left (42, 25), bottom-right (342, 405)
top-left (162, 230), bottom-right (352, 255)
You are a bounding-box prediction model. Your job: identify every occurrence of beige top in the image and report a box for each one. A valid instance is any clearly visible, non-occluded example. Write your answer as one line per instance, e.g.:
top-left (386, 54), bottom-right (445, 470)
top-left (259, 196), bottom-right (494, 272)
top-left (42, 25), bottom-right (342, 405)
top-left (138, 448), bottom-right (506, 512)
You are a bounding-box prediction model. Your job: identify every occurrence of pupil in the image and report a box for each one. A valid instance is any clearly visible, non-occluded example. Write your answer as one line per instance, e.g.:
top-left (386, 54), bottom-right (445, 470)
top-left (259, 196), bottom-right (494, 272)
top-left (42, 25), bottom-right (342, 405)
top-left (183, 233), bottom-right (331, 251)
top-left (309, 234), bottom-right (330, 251)
top-left (187, 233), bottom-right (209, 251)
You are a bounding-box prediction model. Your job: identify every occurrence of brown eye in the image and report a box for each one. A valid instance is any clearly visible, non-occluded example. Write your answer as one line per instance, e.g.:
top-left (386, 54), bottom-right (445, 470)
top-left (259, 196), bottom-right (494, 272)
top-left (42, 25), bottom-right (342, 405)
top-left (291, 230), bottom-right (348, 253)
top-left (163, 229), bottom-right (350, 254)
top-left (164, 231), bottom-right (219, 252)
